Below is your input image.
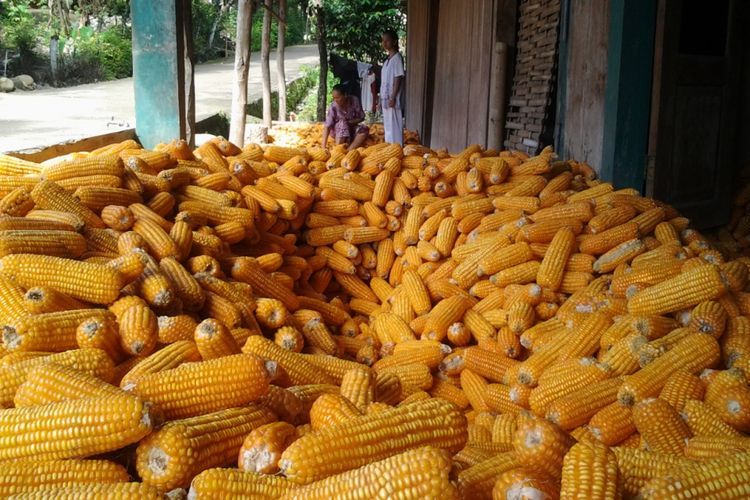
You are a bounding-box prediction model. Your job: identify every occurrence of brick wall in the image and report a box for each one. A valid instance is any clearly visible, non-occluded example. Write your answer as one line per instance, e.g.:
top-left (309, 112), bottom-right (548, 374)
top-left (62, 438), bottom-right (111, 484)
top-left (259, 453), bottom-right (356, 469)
top-left (504, 0), bottom-right (561, 154)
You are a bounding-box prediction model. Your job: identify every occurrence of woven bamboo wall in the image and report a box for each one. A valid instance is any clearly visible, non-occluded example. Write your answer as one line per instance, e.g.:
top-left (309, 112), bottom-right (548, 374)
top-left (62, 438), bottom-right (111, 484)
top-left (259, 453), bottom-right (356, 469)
top-left (504, 0), bottom-right (561, 154)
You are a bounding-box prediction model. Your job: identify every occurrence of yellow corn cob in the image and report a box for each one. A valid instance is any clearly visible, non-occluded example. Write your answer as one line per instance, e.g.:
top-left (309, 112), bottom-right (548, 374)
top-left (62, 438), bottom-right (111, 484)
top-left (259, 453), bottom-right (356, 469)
top-left (14, 362), bottom-right (124, 407)
top-left (560, 441), bottom-right (619, 500)
top-left (588, 205), bottom-right (637, 234)
top-left (0, 277), bottom-right (31, 324)
top-left (688, 300), bottom-right (727, 338)
top-left (628, 265), bottom-right (727, 316)
top-left (136, 404), bottom-right (276, 490)
top-left (491, 467), bottom-right (559, 500)
top-left (489, 261), bottom-right (539, 289)
top-left (0, 394), bottom-right (152, 461)
top-left (477, 242), bottom-right (534, 278)
top-left (177, 200), bottom-right (253, 226)
top-left (31, 180), bottom-right (106, 228)
top-left (339, 366), bottom-right (374, 411)
top-left (41, 155), bottom-right (124, 182)
top-left (588, 401), bottom-right (635, 445)
top-left (73, 187), bottom-right (141, 213)
top-left (0, 229), bottom-right (86, 259)
top-left (658, 370), bottom-right (705, 412)
top-left (611, 447), bottom-right (692, 497)
top-left (578, 221), bottom-right (640, 256)
top-left (632, 397), bottom-right (691, 455)
top-left (637, 327), bottom-right (695, 365)
top-left (189, 468), bottom-right (298, 499)
top-left (194, 318), bottom-right (241, 359)
top-left (76, 313), bottom-right (123, 361)
top-left (273, 325), bottom-right (304, 352)
top-left (23, 287), bottom-right (86, 314)
top-left (378, 362), bottom-right (432, 392)
top-left (0, 186), bottom-right (35, 217)
top-left (429, 376), bottom-right (469, 409)
top-left (513, 413), bottom-right (574, 480)
top-left (130, 353), bottom-right (272, 419)
top-left (516, 334), bottom-right (569, 386)
top-left (293, 310), bottom-right (338, 355)
top-left (131, 218), bottom-right (179, 260)
top-left (0, 153), bottom-right (43, 175)
top-left (0, 459), bottom-right (129, 497)
top-left (505, 301), bottom-right (534, 334)
top-left (528, 358), bottom-right (610, 416)
top-left (119, 341), bottom-right (201, 391)
top-left (640, 450), bottom-right (750, 499)
top-left (158, 256), bottom-right (204, 311)
top-left (400, 268), bottom-right (431, 315)
top-left (231, 257), bottom-right (300, 311)
top-left (535, 227), bottom-right (576, 291)
top-left (309, 393), bottom-right (363, 429)
top-left (165, 220), bottom-right (193, 259)
top-left (279, 398), bottom-right (466, 484)
top-left (0, 348), bottom-right (114, 405)
top-left (254, 386), bottom-right (302, 427)
top-left (456, 452), bottom-right (520, 500)
top-left (683, 435), bottom-right (750, 459)
top-left (618, 333), bottom-right (719, 405)
top-left (242, 335), bottom-right (335, 385)
top-left (3, 308), bottom-right (112, 353)
top-left (546, 376), bottom-right (623, 431)
top-left (238, 421), bottom-right (298, 474)
top-left (0, 254), bottom-right (123, 304)
top-left (280, 446), bottom-right (455, 500)
top-left (6, 482), bottom-right (164, 499)
top-left (130, 202), bottom-right (173, 231)
top-left (681, 398), bottom-right (742, 437)
top-left (723, 316), bottom-right (750, 365)
top-left (116, 304), bottom-right (157, 356)
top-left (423, 295), bottom-right (471, 341)
top-left (556, 312), bottom-right (612, 361)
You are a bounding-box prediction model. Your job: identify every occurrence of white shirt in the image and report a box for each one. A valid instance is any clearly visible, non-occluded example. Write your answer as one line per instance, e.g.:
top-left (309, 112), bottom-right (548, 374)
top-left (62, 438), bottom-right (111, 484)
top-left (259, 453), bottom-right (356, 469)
top-left (380, 52), bottom-right (404, 106)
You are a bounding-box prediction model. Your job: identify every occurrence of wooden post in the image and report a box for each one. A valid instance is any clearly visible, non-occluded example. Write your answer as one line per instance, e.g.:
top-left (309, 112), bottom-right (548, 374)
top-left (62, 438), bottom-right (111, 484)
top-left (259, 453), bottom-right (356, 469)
top-left (261, 0), bottom-right (273, 128)
top-left (277, 0), bottom-right (287, 121)
top-left (600, 0), bottom-right (657, 189)
top-left (179, 0), bottom-right (195, 148)
top-left (49, 36), bottom-right (59, 86)
top-left (131, 0), bottom-right (193, 149)
top-left (487, 42), bottom-right (508, 150)
top-left (230, 0), bottom-right (254, 147)
top-left (314, 4), bottom-right (328, 122)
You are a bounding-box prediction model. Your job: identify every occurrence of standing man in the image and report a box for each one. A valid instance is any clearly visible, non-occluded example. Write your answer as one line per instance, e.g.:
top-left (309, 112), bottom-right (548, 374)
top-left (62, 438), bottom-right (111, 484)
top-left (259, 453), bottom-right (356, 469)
top-left (380, 29), bottom-right (404, 146)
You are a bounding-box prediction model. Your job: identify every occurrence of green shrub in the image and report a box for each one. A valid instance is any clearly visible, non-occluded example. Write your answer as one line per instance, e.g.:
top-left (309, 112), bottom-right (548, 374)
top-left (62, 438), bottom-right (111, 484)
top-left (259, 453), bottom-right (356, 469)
top-left (0, 1), bottom-right (39, 53)
top-left (73, 25), bottom-right (132, 80)
top-left (246, 63), bottom-right (319, 120)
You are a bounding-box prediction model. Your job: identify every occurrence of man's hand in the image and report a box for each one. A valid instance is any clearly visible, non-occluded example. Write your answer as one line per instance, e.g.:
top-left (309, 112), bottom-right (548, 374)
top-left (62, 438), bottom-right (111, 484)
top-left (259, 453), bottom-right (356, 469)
top-left (388, 97), bottom-right (396, 108)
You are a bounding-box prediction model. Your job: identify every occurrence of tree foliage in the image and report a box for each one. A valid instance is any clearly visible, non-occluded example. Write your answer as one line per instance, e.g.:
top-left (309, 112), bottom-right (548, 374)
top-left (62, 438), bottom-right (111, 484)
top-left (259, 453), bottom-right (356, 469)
top-left (323, 0), bottom-right (404, 64)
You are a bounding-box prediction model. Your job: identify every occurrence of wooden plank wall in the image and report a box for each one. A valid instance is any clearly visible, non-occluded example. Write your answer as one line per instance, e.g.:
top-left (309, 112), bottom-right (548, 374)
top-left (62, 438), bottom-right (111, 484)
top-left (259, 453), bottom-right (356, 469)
top-left (740, 27), bottom-right (750, 167)
top-left (405, 0), bottom-right (431, 141)
top-left (561, 0), bottom-right (610, 171)
top-left (429, 0), bottom-right (496, 152)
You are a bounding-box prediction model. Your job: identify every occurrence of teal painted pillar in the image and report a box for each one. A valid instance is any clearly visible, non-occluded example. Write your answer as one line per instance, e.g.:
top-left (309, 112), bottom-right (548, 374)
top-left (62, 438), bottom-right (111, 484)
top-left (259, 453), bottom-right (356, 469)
top-left (131, 0), bottom-right (192, 149)
top-left (600, 0), bottom-right (657, 190)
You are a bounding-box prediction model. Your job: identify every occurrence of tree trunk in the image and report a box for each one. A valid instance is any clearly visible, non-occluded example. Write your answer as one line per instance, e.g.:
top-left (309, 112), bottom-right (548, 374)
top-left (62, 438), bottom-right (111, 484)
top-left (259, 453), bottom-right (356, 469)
top-left (276, 0), bottom-right (287, 121)
top-left (315, 6), bottom-right (327, 122)
top-left (261, 0), bottom-right (273, 129)
top-left (207, 0), bottom-right (230, 52)
top-left (229, 0), bottom-right (254, 147)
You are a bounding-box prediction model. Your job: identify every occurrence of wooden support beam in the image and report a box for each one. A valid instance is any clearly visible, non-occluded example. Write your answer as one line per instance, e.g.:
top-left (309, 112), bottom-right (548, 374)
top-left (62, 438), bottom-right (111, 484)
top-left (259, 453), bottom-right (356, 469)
top-left (131, 0), bottom-right (194, 149)
top-left (600, 0), bottom-right (657, 190)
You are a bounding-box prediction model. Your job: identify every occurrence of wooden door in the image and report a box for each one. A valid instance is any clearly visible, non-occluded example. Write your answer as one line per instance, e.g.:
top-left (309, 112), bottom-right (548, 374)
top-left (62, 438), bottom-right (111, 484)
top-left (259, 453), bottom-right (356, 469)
top-left (651, 0), bottom-right (746, 228)
top-left (429, 0), bottom-right (496, 152)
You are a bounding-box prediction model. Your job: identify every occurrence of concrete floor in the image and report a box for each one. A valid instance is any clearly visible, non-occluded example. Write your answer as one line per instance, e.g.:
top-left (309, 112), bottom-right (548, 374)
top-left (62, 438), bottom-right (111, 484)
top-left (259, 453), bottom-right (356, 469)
top-left (0, 45), bottom-right (318, 153)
